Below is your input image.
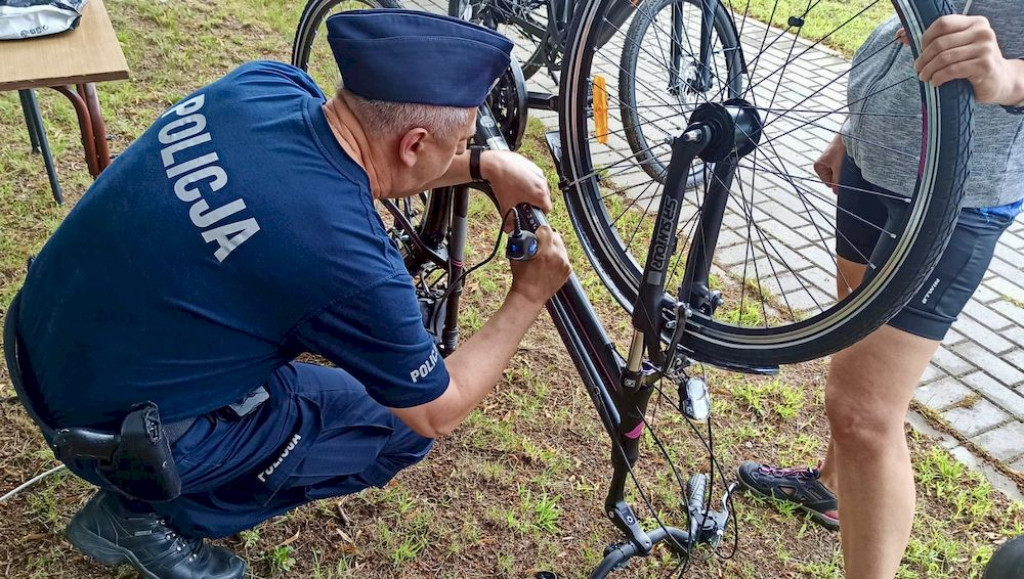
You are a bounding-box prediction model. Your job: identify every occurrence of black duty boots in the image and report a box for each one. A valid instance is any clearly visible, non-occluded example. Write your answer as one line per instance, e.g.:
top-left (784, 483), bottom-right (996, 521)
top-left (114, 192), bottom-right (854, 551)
top-left (65, 490), bottom-right (245, 579)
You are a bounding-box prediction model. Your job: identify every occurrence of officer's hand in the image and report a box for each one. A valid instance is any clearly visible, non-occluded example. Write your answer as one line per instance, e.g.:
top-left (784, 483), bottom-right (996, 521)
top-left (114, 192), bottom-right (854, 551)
top-left (813, 134), bottom-right (846, 194)
top-left (508, 226), bottom-right (571, 305)
top-left (482, 151), bottom-right (553, 231)
top-left (915, 15), bottom-right (1017, 105)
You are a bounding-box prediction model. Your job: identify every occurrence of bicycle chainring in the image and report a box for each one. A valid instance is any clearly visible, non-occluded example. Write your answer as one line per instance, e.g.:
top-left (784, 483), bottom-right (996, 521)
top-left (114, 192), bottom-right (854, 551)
top-left (484, 54), bottom-right (528, 151)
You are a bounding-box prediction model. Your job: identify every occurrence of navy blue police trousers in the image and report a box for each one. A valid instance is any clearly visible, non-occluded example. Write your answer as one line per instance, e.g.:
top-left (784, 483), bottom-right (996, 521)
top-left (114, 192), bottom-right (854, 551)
top-left (149, 362), bottom-right (433, 538)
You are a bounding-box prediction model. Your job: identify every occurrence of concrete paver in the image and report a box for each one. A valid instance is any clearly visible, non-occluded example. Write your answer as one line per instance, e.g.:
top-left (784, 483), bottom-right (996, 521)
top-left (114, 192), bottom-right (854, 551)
top-left (973, 422), bottom-right (1024, 462)
top-left (913, 377), bottom-right (974, 412)
top-left (942, 399), bottom-right (1011, 438)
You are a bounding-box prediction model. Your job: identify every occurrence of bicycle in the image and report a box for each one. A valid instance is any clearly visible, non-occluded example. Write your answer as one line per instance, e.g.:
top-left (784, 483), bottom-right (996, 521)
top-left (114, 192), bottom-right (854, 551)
top-left (294, 0), bottom-right (742, 187)
top-left (292, 0), bottom-right (972, 574)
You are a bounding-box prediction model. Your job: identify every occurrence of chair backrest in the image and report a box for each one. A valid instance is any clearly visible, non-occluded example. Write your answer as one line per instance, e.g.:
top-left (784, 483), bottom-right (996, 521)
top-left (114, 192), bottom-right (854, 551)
top-left (3, 293), bottom-right (57, 438)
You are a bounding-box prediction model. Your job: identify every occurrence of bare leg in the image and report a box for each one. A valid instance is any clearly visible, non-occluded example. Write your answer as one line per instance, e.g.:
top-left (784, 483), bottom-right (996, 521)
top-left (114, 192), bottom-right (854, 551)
top-left (826, 326), bottom-right (939, 579)
top-left (816, 257), bottom-right (867, 493)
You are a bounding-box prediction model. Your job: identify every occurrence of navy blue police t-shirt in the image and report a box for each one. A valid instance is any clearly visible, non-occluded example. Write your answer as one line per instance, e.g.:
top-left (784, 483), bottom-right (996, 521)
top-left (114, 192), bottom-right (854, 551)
top-left (18, 61), bottom-right (450, 428)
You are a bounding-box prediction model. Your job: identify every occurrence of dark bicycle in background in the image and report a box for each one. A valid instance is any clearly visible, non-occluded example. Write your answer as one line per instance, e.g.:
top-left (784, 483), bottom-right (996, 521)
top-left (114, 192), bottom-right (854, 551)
top-left (295, 0), bottom-right (746, 188)
top-left (293, 0), bottom-right (972, 574)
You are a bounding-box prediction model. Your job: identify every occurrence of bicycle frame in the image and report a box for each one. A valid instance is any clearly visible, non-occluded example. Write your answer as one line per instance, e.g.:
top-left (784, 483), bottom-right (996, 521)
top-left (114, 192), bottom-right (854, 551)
top-left (396, 100), bottom-right (750, 574)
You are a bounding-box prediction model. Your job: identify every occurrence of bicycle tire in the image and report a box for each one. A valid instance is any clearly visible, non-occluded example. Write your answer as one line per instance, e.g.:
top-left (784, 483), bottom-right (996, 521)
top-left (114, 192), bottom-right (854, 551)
top-left (448, 0), bottom-right (551, 80)
top-left (559, 0), bottom-right (971, 366)
top-left (292, 0), bottom-right (448, 274)
top-left (292, 0), bottom-right (402, 78)
top-left (619, 0), bottom-right (744, 189)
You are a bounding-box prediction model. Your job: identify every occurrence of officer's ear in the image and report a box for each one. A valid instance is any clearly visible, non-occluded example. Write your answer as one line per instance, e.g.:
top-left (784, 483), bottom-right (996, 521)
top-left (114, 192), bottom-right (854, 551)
top-left (397, 127), bottom-right (431, 168)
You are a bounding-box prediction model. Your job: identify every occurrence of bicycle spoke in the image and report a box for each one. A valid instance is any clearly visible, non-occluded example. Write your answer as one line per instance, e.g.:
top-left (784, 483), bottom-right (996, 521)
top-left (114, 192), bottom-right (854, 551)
top-left (746, 0), bottom-right (783, 86)
top-left (609, 176), bottom-right (661, 224)
top-left (760, 0), bottom-right (815, 125)
top-left (733, 167), bottom-right (814, 317)
top-left (623, 185), bottom-right (664, 255)
top-left (735, 163), bottom-right (911, 202)
top-left (756, 40), bottom-right (906, 130)
top-left (751, 106), bottom-right (919, 119)
top-left (745, 0), bottom-right (826, 94)
top-left (713, 163), bottom-right (773, 325)
top-left (736, 0), bottom-right (886, 102)
top-left (730, 108), bottom-right (879, 311)
top-left (746, 147), bottom-right (881, 279)
top-left (753, 78), bottom-right (915, 159)
top-left (709, 3), bottom-right (893, 108)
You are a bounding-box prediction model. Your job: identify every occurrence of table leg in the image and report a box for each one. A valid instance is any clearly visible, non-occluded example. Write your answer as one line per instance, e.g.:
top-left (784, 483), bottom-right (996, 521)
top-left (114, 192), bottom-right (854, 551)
top-left (18, 90), bottom-right (42, 153)
top-left (22, 89), bottom-right (63, 204)
top-left (77, 83), bottom-right (111, 172)
top-left (53, 85), bottom-right (100, 178)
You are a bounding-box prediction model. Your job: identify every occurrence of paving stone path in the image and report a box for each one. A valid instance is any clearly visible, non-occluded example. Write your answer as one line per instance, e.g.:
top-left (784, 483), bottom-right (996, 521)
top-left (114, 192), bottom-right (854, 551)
top-left (410, 0), bottom-right (1024, 496)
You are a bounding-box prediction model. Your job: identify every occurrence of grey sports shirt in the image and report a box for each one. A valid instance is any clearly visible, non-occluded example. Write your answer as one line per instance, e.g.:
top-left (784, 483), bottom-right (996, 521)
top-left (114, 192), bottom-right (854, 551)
top-left (843, 0), bottom-right (1024, 208)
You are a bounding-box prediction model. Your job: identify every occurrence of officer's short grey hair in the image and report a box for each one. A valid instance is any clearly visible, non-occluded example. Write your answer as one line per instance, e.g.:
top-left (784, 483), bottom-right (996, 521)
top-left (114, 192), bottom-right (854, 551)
top-left (338, 86), bottom-right (474, 144)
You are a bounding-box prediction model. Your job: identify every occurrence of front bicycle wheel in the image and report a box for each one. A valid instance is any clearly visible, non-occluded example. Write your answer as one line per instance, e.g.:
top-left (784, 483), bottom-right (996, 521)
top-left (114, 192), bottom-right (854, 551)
top-left (559, 0), bottom-right (971, 366)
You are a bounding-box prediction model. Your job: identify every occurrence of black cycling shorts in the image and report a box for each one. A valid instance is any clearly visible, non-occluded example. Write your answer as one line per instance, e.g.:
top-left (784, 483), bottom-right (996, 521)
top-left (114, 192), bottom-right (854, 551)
top-left (836, 155), bottom-right (1015, 341)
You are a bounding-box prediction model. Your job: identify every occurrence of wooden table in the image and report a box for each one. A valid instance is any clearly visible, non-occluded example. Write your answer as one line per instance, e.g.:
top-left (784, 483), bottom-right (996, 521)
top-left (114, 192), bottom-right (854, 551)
top-left (0, 0), bottom-right (129, 202)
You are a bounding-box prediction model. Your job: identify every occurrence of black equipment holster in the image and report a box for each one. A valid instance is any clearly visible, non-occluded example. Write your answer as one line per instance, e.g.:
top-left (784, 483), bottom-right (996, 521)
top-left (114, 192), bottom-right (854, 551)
top-left (4, 291), bottom-right (182, 503)
top-left (52, 402), bottom-right (182, 502)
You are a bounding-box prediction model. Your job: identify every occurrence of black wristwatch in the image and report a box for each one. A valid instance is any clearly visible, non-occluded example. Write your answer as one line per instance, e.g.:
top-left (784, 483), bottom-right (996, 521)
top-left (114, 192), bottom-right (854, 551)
top-left (469, 146), bottom-right (487, 182)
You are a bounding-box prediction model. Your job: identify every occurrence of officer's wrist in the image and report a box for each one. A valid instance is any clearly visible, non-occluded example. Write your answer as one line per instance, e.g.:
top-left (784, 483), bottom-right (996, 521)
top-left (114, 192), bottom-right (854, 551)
top-left (506, 284), bottom-right (549, 312)
top-left (469, 146), bottom-right (490, 182)
top-left (478, 149), bottom-right (499, 182)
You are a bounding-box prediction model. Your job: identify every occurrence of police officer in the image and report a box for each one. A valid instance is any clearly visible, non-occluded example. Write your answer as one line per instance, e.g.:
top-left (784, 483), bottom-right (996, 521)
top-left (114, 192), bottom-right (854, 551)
top-left (9, 10), bottom-right (570, 578)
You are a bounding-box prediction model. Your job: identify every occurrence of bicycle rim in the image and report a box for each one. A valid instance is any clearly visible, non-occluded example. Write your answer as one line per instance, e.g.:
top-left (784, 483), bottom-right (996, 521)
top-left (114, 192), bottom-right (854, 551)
top-left (292, 0), bottom-right (448, 273)
top-left (559, 0), bottom-right (971, 366)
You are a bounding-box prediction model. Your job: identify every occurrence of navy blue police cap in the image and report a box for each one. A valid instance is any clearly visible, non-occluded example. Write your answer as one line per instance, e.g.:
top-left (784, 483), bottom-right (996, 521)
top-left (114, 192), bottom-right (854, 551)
top-left (327, 9), bottom-right (513, 108)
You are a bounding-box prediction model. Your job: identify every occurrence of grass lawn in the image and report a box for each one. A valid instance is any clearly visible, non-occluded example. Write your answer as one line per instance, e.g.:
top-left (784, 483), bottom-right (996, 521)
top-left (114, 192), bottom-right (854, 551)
top-left (0, 0), bottom-right (1021, 578)
top-left (730, 0), bottom-right (893, 56)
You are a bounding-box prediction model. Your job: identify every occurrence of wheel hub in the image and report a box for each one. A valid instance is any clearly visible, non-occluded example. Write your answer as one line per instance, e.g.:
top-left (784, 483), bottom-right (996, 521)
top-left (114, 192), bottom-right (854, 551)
top-left (688, 98), bottom-right (762, 163)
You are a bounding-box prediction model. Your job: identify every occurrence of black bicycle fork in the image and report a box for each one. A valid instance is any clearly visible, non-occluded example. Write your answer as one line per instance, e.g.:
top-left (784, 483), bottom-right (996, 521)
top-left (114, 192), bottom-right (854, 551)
top-left (465, 101), bottom-right (763, 574)
top-left (546, 96), bottom-right (764, 573)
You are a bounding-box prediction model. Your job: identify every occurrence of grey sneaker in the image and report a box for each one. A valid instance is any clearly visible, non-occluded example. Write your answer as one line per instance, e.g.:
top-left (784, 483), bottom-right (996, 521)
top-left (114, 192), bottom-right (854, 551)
top-left (737, 460), bottom-right (840, 531)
